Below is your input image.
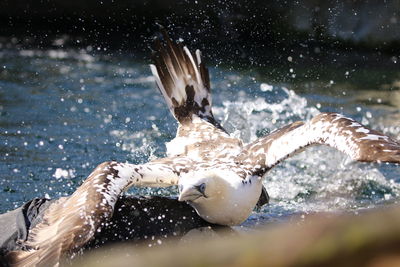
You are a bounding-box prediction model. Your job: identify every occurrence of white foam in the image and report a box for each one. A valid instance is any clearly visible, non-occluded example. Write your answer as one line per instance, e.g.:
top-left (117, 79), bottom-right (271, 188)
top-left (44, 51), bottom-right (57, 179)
top-left (53, 168), bottom-right (76, 179)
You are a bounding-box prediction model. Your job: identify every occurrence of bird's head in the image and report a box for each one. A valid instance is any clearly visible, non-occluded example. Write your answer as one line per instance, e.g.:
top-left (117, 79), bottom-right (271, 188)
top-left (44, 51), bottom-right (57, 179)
top-left (178, 169), bottom-right (262, 226)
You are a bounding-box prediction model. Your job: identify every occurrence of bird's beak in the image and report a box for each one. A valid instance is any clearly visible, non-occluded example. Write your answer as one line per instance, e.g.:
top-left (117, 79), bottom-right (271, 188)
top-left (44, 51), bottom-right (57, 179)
top-left (178, 186), bottom-right (203, 202)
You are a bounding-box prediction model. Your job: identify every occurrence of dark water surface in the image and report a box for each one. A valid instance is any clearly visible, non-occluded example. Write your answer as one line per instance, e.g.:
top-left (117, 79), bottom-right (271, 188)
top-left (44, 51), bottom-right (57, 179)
top-left (0, 47), bottom-right (399, 226)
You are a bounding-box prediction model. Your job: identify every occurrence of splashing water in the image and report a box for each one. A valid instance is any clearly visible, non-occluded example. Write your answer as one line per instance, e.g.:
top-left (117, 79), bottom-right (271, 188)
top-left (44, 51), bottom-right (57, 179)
top-left (211, 81), bottom-right (400, 224)
top-left (0, 47), bottom-right (399, 226)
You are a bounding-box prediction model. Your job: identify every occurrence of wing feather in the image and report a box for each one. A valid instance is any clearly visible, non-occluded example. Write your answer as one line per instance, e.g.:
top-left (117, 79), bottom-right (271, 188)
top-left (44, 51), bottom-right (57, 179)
top-left (150, 29), bottom-right (212, 122)
top-left (6, 158), bottom-right (191, 266)
top-left (237, 112), bottom-right (400, 174)
top-left (150, 29), bottom-right (242, 160)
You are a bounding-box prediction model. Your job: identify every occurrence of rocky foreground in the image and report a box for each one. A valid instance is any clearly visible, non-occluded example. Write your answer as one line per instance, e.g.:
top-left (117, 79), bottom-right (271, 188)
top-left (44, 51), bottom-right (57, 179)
top-left (76, 200), bottom-right (400, 266)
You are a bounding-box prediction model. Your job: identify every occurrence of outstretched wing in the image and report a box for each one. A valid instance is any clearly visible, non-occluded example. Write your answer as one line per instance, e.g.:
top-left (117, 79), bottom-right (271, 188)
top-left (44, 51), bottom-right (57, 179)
top-left (236, 112), bottom-right (400, 174)
top-left (150, 29), bottom-right (213, 124)
top-left (150, 29), bottom-right (242, 160)
top-left (7, 158), bottom-right (192, 266)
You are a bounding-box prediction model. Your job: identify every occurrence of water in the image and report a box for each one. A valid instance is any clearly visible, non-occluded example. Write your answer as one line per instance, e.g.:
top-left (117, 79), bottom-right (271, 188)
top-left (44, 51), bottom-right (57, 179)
top-left (0, 47), bottom-right (399, 226)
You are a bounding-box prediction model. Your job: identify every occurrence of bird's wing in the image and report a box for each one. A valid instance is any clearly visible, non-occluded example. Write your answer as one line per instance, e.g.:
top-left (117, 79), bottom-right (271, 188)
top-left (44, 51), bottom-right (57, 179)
top-left (150, 28), bottom-right (214, 125)
top-left (6, 158), bottom-right (192, 266)
top-left (127, 157), bottom-right (192, 187)
top-left (150, 28), bottom-right (242, 159)
top-left (236, 112), bottom-right (400, 174)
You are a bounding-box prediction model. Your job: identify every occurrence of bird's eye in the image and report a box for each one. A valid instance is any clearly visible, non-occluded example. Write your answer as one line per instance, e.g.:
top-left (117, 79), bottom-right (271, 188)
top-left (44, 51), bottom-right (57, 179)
top-left (198, 183), bottom-right (206, 194)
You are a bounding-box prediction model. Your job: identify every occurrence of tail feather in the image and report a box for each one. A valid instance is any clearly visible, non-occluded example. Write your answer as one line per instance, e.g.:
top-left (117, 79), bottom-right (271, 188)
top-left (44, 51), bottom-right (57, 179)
top-left (150, 30), bottom-right (214, 124)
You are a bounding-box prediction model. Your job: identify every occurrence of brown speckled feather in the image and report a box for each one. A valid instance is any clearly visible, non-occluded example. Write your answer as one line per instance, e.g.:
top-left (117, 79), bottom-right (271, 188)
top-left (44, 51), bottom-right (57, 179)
top-left (6, 159), bottom-right (190, 266)
top-left (150, 30), bottom-right (242, 162)
top-left (151, 29), bottom-right (213, 123)
top-left (237, 113), bottom-right (400, 175)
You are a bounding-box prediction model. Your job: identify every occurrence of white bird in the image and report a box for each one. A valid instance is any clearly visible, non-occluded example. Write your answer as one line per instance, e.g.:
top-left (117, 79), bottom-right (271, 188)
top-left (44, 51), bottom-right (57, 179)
top-left (7, 30), bottom-right (400, 266)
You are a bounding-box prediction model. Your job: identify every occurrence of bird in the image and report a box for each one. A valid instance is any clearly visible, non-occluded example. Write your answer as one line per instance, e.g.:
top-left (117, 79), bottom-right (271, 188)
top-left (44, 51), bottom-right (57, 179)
top-left (6, 29), bottom-right (400, 266)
